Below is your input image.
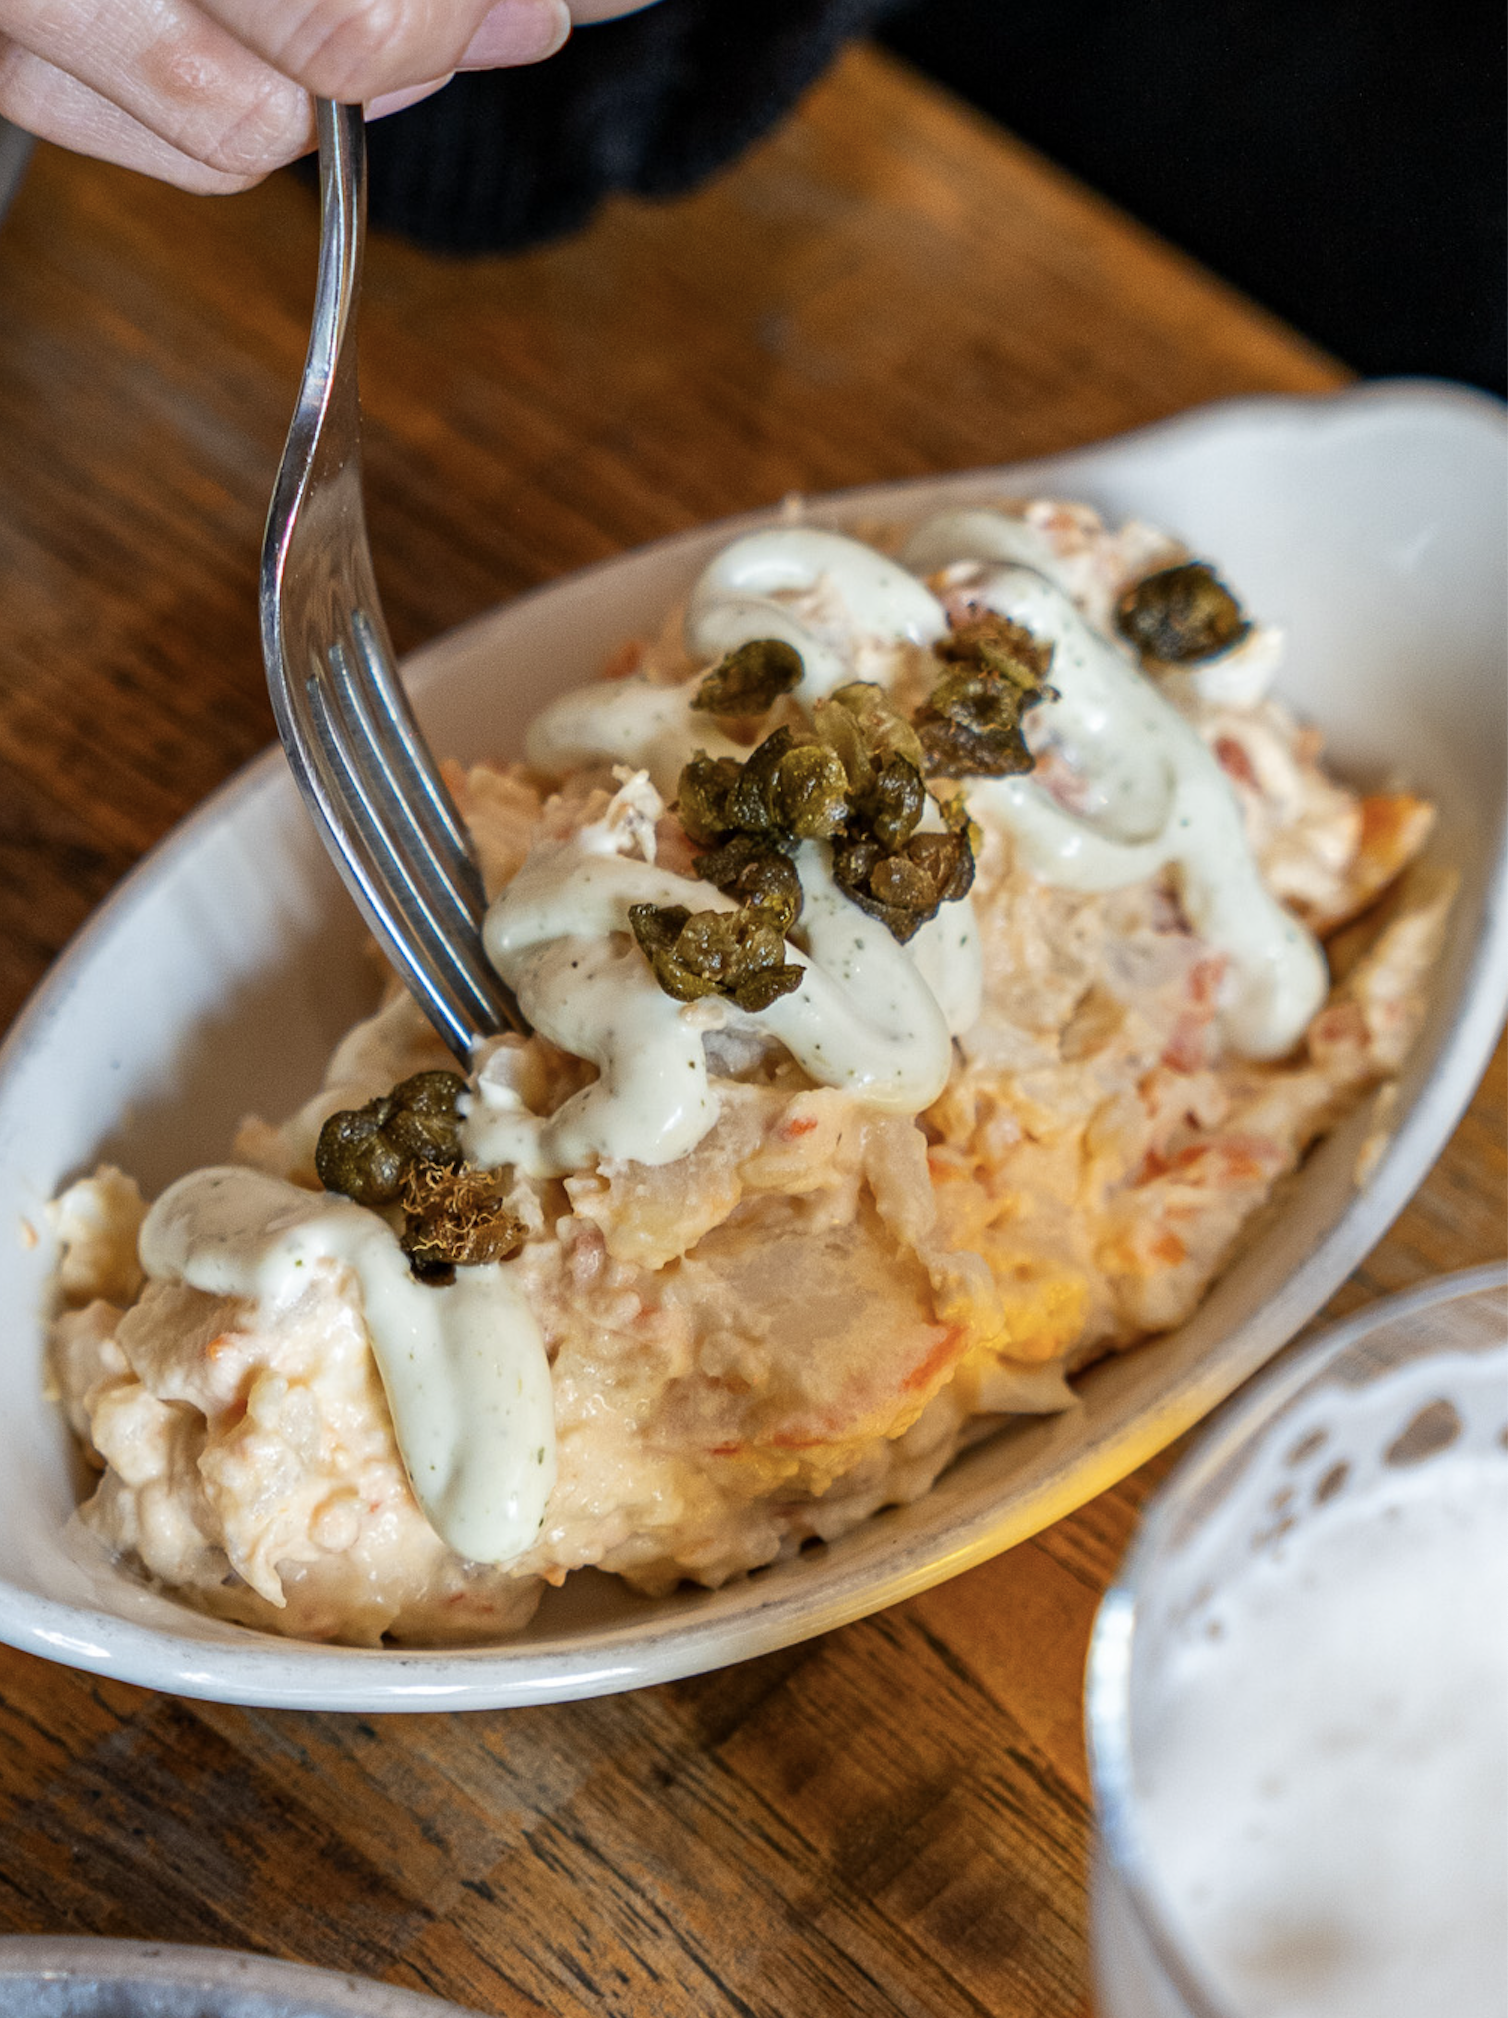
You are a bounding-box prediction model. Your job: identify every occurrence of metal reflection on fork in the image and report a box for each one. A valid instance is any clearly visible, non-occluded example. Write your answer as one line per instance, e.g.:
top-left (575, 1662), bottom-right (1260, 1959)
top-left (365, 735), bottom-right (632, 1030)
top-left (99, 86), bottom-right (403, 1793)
top-left (260, 98), bottom-right (524, 1061)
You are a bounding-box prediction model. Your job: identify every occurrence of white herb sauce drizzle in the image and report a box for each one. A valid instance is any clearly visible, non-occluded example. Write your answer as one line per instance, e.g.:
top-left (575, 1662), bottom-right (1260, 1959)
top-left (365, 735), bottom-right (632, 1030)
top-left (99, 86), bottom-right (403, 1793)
top-left (684, 526), bottom-right (948, 692)
top-left (525, 527), bottom-right (949, 794)
top-left (902, 505), bottom-right (1283, 705)
top-left (930, 547), bottom-right (1326, 1057)
top-left (525, 678), bottom-right (741, 801)
top-left (903, 506), bottom-right (1097, 592)
top-left (466, 781), bottom-right (976, 1176)
top-left (139, 1167), bottom-right (555, 1566)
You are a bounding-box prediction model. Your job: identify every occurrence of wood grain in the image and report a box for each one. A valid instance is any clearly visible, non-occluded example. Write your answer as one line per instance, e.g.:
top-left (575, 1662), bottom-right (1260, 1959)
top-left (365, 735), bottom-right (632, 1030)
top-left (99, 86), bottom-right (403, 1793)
top-left (0, 44), bottom-right (1499, 2017)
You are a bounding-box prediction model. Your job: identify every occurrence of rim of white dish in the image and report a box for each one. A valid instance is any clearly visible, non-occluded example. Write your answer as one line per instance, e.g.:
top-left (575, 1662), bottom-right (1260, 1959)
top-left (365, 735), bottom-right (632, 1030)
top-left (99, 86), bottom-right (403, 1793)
top-left (0, 1935), bottom-right (472, 2014)
top-left (0, 381), bottom-right (1503, 1709)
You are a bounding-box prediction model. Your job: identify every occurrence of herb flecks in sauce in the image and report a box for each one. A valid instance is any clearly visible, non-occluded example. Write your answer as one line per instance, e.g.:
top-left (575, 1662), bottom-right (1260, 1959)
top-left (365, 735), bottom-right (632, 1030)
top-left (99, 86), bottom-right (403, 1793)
top-left (915, 612), bottom-right (1052, 779)
top-left (691, 637), bottom-right (804, 716)
top-left (1116, 561), bottom-right (1250, 664)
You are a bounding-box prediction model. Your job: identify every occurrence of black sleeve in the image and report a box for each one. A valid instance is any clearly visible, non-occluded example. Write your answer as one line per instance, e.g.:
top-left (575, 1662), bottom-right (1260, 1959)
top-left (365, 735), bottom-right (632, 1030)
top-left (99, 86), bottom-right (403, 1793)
top-left (359, 0), bottom-right (905, 253)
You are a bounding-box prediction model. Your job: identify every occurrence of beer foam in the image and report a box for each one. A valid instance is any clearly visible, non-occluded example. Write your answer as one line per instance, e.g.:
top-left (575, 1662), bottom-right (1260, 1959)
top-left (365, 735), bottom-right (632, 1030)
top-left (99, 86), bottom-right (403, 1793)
top-left (1135, 1352), bottom-right (1508, 2018)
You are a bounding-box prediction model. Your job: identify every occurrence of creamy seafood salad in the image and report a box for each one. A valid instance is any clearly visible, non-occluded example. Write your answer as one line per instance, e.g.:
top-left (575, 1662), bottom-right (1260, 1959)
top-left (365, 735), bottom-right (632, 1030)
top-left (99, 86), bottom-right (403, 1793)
top-left (48, 500), bottom-right (1446, 1645)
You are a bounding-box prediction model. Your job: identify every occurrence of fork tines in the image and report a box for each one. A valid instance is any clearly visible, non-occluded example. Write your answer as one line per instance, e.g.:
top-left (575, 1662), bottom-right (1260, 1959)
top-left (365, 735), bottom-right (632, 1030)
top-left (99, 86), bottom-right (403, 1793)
top-left (262, 99), bottom-right (525, 1066)
top-left (301, 608), bottom-right (523, 1055)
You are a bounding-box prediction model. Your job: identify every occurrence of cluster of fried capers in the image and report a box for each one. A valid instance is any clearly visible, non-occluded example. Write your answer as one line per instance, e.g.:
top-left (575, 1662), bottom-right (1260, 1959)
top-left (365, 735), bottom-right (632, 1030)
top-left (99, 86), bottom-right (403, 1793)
top-left (913, 612), bottom-right (1052, 779)
top-left (314, 1071), bottom-right (524, 1283)
top-left (1115, 561), bottom-right (1249, 664)
top-left (628, 899), bottom-right (805, 1012)
top-left (831, 795), bottom-right (975, 944)
top-left (815, 682), bottom-right (977, 943)
top-left (631, 645), bottom-right (1000, 1009)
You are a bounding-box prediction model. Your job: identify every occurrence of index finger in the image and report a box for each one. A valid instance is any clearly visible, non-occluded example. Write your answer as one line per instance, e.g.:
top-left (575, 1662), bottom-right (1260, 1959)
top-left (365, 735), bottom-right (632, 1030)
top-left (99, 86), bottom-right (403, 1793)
top-left (197, 0), bottom-right (554, 103)
top-left (564, 0), bottom-right (662, 18)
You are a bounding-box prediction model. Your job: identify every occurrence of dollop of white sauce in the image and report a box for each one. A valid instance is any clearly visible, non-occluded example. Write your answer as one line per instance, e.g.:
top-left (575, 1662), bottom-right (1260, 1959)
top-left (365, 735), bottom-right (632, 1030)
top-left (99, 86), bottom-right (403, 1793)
top-left (467, 779), bottom-right (978, 1176)
top-left (684, 526), bottom-right (948, 695)
top-left (960, 557), bottom-right (1326, 1057)
top-left (139, 1167), bottom-right (555, 1567)
top-left (903, 505), bottom-right (1087, 586)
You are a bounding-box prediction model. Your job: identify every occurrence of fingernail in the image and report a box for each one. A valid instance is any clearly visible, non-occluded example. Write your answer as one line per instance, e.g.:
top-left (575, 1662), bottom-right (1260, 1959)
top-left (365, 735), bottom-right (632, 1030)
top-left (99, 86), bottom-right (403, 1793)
top-left (367, 74), bottom-right (454, 119)
top-left (460, 0), bottom-right (571, 68)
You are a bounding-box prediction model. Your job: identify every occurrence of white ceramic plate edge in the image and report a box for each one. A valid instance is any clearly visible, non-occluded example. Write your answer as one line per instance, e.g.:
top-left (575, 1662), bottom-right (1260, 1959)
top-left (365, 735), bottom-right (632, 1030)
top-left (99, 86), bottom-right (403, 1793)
top-left (0, 1936), bottom-right (471, 2015)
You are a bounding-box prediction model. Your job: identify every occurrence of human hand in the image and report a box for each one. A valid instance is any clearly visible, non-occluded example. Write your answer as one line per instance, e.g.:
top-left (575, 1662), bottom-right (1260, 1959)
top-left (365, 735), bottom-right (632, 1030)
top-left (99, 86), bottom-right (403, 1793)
top-left (0, 0), bottom-right (659, 193)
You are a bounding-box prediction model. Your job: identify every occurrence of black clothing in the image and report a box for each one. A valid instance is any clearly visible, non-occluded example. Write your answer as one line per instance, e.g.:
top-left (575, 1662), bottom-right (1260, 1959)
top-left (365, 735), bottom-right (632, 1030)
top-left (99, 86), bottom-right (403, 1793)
top-left (352, 0), bottom-right (1505, 395)
top-left (361, 0), bottom-right (900, 255)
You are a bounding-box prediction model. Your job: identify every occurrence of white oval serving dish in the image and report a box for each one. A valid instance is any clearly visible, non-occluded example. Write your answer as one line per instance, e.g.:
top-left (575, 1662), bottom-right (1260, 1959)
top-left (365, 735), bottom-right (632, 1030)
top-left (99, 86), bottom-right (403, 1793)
top-left (0, 382), bottom-right (1503, 1710)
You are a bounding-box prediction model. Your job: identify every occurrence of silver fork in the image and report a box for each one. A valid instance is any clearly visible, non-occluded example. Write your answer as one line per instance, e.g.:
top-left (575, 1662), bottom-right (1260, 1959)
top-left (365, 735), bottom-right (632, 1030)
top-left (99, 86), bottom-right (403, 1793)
top-left (260, 98), bottom-right (524, 1061)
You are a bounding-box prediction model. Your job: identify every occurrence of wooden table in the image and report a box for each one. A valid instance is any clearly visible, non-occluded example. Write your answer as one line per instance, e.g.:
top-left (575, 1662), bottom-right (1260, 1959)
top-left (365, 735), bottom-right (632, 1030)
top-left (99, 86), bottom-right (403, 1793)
top-left (0, 44), bottom-right (1501, 2016)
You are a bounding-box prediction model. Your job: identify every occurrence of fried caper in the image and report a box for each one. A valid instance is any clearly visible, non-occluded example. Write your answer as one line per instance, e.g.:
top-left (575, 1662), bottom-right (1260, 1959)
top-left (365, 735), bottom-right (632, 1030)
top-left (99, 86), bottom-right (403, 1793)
top-left (865, 752), bottom-right (928, 852)
top-left (938, 611), bottom-right (1052, 689)
top-left (1116, 561), bottom-right (1250, 663)
top-left (718, 727), bottom-right (787, 832)
top-left (812, 682), bottom-right (925, 794)
top-left (691, 637), bottom-right (804, 716)
top-left (771, 741), bottom-right (851, 838)
top-left (399, 1161), bottom-right (526, 1281)
top-left (832, 823), bottom-right (976, 943)
top-left (906, 827), bottom-right (975, 906)
top-left (869, 854), bottom-right (937, 911)
top-left (315, 1070), bottom-right (467, 1207)
top-left (914, 613), bottom-right (1051, 779)
top-left (676, 752), bottom-right (745, 845)
top-left (692, 833), bottom-right (803, 935)
top-left (915, 687), bottom-right (1035, 778)
top-left (314, 1108), bottom-right (406, 1207)
top-left (832, 832), bottom-right (883, 888)
top-left (629, 901), bottom-right (803, 1012)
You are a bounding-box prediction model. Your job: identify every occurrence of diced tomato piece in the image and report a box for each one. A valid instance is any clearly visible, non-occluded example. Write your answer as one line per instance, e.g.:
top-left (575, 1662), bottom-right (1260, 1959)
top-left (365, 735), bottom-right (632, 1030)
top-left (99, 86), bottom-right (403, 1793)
top-left (1214, 735), bottom-right (1258, 788)
top-left (601, 640), bottom-right (646, 681)
top-left (900, 1323), bottom-right (967, 1395)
